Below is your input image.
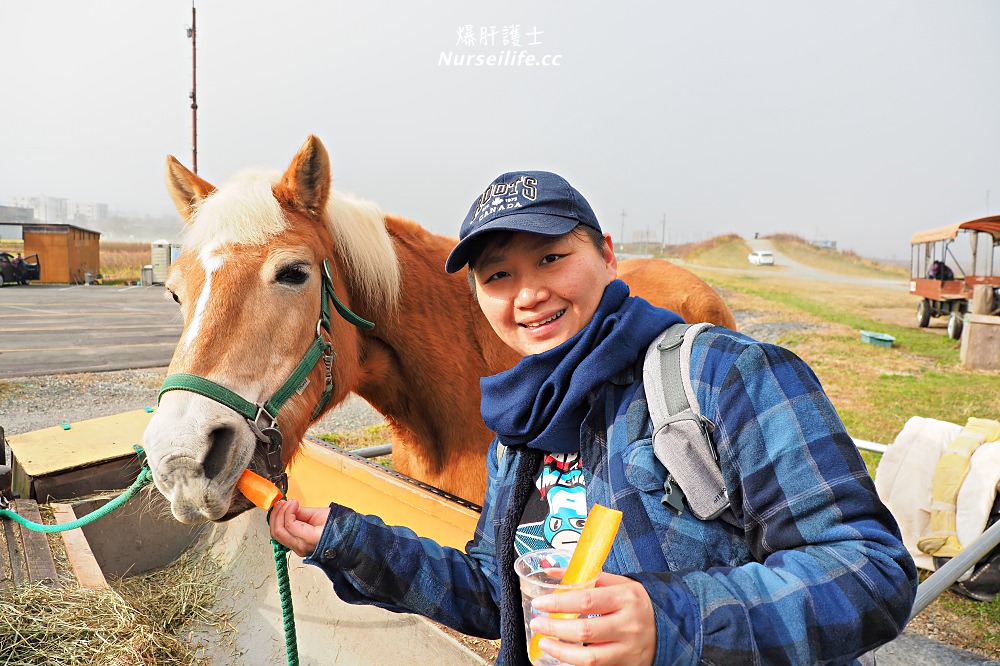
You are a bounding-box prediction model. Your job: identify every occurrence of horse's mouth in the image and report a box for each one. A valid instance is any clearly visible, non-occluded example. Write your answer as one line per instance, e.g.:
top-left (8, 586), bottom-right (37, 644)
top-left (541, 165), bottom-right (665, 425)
top-left (219, 489), bottom-right (257, 522)
top-left (215, 453), bottom-right (287, 522)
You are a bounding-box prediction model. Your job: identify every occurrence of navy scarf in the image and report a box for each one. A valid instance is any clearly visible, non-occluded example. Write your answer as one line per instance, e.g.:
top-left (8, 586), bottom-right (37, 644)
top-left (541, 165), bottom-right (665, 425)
top-left (480, 279), bottom-right (684, 453)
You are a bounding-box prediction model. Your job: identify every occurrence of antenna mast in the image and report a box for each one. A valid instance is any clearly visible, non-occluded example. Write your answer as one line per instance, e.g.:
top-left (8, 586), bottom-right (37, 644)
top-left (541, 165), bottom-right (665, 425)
top-left (187, 2), bottom-right (198, 173)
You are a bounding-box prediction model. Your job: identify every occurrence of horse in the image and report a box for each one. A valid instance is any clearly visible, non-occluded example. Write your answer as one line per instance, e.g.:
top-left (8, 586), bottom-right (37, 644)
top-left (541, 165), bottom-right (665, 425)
top-left (141, 135), bottom-right (736, 523)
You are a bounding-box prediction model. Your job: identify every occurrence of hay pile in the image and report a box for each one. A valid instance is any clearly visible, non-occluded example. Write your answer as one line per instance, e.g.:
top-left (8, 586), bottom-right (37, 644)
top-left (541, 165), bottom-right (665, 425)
top-left (0, 550), bottom-right (232, 665)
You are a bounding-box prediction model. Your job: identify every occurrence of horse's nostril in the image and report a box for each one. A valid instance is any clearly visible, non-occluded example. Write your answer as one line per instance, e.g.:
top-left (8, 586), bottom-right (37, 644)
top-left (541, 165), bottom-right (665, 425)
top-left (203, 425), bottom-right (236, 480)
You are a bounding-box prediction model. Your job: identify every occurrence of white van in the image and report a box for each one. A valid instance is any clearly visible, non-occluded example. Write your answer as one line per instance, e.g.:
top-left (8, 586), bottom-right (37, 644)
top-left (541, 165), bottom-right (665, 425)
top-left (748, 250), bottom-right (774, 266)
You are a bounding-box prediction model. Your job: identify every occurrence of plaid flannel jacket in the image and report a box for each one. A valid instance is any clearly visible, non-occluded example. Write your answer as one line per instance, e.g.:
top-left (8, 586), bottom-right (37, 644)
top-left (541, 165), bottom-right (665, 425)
top-left (305, 327), bottom-right (917, 665)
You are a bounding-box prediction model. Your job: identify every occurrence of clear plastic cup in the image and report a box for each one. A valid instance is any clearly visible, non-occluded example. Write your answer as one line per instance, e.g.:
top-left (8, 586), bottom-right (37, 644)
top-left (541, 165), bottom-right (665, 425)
top-left (514, 548), bottom-right (598, 666)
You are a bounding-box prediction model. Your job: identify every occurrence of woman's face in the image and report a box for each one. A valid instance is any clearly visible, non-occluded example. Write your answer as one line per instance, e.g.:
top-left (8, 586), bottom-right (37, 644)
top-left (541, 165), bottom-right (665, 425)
top-left (473, 230), bottom-right (617, 356)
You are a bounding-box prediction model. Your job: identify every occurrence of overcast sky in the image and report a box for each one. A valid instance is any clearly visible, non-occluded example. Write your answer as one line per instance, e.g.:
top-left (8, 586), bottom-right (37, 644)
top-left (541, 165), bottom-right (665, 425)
top-left (2, 1), bottom-right (998, 259)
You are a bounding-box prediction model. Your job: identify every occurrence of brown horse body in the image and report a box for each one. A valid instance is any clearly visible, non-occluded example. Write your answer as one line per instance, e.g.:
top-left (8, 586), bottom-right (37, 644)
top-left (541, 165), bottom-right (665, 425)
top-left (359, 217), bottom-right (737, 503)
top-left (142, 136), bottom-right (735, 522)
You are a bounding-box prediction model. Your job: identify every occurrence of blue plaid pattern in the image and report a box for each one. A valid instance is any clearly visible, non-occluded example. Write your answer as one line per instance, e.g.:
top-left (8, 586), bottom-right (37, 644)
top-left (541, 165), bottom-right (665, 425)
top-left (306, 327), bottom-right (916, 665)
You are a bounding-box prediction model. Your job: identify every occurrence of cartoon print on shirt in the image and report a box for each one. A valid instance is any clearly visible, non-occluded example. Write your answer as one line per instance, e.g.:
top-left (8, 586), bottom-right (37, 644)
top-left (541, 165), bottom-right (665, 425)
top-left (514, 452), bottom-right (588, 555)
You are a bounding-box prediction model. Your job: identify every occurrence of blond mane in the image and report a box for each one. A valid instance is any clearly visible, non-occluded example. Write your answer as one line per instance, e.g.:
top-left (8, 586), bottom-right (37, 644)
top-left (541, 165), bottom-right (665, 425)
top-left (185, 170), bottom-right (287, 248)
top-left (182, 169), bottom-right (400, 314)
top-left (326, 191), bottom-right (401, 315)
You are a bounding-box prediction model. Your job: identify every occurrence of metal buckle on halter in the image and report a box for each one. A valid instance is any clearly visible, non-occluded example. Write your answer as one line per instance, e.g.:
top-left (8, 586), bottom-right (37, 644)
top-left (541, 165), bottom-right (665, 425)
top-left (315, 320), bottom-right (336, 386)
top-left (245, 405), bottom-right (286, 492)
top-left (248, 404), bottom-right (284, 467)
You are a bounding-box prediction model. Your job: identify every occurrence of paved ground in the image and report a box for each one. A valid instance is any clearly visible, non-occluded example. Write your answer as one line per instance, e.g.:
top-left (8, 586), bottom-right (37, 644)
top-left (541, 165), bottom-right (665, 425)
top-left (0, 283), bottom-right (179, 378)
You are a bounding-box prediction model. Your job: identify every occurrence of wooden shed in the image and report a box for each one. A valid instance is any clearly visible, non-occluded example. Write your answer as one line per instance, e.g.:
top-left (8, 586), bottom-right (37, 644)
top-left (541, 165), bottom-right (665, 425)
top-left (23, 223), bottom-right (101, 284)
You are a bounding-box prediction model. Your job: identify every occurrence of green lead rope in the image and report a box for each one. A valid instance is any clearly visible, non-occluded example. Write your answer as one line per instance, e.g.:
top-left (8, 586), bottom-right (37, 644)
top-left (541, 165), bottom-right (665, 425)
top-left (0, 466), bottom-right (154, 533)
top-left (271, 535), bottom-right (299, 666)
top-left (1, 451), bottom-right (301, 666)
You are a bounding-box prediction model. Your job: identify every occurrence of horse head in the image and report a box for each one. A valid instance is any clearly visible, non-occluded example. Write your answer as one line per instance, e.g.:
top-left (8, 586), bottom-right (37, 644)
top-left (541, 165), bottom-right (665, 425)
top-left (142, 136), bottom-right (399, 523)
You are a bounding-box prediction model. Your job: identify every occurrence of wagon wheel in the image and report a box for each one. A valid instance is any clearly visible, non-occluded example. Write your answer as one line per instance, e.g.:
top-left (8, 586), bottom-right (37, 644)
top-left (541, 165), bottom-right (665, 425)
top-left (917, 300), bottom-right (931, 328)
top-left (947, 312), bottom-right (964, 340)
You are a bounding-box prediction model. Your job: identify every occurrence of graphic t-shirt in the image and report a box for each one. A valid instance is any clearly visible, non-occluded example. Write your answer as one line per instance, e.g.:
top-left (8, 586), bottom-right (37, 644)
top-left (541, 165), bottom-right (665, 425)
top-left (515, 452), bottom-right (588, 557)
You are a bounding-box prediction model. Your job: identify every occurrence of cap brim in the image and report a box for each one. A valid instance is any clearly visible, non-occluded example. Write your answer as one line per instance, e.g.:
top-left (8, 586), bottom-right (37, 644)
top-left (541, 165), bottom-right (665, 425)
top-left (445, 213), bottom-right (580, 273)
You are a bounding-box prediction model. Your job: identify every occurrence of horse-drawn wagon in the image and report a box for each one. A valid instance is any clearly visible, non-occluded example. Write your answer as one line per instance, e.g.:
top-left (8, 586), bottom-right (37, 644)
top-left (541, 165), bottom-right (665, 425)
top-left (910, 215), bottom-right (1000, 339)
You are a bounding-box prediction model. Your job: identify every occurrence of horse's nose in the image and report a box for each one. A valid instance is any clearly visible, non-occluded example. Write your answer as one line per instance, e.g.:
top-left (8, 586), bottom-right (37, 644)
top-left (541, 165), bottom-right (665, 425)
top-left (203, 423), bottom-right (238, 481)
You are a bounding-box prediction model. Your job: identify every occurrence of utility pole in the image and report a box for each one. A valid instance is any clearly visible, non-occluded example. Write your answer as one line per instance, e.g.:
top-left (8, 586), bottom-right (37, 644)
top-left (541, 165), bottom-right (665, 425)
top-left (187, 2), bottom-right (198, 173)
top-left (661, 213), bottom-right (666, 255)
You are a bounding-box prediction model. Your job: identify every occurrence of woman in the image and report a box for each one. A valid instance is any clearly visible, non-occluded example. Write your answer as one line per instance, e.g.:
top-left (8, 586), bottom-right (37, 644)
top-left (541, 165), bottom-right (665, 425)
top-left (271, 171), bottom-right (916, 665)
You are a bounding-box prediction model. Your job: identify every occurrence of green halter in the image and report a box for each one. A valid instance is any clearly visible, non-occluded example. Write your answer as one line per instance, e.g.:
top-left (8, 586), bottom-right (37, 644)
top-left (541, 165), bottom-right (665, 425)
top-left (157, 259), bottom-right (374, 486)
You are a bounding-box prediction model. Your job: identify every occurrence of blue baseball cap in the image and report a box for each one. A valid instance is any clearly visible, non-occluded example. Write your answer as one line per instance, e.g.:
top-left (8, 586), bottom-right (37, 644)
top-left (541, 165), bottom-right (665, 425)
top-left (445, 170), bottom-right (602, 273)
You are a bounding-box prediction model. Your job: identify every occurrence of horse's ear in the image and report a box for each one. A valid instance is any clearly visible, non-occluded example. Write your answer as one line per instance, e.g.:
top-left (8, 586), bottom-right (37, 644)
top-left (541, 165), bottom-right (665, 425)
top-left (165, 156), bottom-right (216, 221)
top-left (276, 135), bottom-right (331, 215)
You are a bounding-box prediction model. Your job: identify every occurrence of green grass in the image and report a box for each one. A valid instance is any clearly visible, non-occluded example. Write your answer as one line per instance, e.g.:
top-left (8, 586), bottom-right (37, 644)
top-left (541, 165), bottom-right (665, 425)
top-left (318, 425), bottom-right (394, 468)
top-left (727, 281), bottom-right (960, 363)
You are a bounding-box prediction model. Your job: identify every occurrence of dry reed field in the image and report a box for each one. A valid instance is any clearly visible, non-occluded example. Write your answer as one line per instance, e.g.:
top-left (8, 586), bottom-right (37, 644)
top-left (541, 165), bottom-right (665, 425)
top-left (100, 241), bottom-right (152, 283)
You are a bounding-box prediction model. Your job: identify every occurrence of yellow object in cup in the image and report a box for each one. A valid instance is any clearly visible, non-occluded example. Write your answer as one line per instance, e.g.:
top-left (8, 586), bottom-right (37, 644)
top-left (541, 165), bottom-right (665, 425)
top-left (525, 504), bottom-right (623, 663)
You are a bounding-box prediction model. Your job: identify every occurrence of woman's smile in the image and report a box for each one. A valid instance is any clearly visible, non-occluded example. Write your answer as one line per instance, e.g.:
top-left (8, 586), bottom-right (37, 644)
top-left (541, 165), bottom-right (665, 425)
top-left (474, 230), bottom-right (617, 356)
top-left (520, 309), bottom-right (566, 329)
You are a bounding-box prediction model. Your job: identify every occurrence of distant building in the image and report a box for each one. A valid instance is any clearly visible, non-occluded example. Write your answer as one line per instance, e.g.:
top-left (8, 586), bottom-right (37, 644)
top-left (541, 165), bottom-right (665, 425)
top-left (0, 206), bottom-right (35, 240)
top-left (11, 196), bottom-right (68, 223)
top-left (68, 201), bottom-right (109, 224)
top-left (9, 197), bottom-right (108, 225)
top-left (0, 205), bottom-right (35, 224)
top-left (811, 239), bottom-right (838, 250)
top-left (23, 222), bottom-right (101, 284)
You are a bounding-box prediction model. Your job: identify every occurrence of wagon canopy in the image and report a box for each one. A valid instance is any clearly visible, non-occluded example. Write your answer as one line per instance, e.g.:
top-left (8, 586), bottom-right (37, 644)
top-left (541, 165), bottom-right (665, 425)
top-left (911, 215), bottom-right (1000, 245)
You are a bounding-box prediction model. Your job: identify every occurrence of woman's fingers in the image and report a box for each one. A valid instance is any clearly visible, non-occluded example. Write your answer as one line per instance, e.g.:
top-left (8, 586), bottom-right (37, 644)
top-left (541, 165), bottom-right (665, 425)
top-left (269, 499), bottom-right (321, 557)
top-left (528, 573), bottom-right (656, 666)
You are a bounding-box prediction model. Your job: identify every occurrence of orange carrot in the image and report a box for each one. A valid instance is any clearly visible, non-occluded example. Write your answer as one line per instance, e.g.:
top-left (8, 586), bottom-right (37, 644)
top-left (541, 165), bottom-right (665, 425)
top-left (237, 469), bottom-right (282, 510)
top-left (528, 504), bottom-right (623, 662)
top-left (562, 504), bottom-right (623, 585)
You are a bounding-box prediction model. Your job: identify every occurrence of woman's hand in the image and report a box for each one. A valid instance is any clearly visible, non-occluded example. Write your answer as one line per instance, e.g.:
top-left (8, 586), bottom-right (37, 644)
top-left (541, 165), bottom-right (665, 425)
top-left (269, 498), bottom-right (330, 557)
top-left (529, 572), bottom-right (656, 666)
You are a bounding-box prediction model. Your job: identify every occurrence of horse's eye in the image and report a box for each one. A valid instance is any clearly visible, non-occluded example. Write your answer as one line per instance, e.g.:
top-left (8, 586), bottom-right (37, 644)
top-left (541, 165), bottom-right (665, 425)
top-left (275, 264), bottom-right (309, 286)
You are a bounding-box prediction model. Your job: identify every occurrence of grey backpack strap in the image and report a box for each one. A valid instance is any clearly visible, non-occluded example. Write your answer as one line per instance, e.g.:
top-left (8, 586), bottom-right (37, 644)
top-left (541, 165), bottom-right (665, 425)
top-left (644, 322), bottom-right (732, 521)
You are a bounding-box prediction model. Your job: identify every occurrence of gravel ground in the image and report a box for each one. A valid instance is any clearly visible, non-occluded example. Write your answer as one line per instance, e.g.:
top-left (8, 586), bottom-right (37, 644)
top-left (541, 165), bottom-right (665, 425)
top-left (0, 367), bottom-right (385, 440)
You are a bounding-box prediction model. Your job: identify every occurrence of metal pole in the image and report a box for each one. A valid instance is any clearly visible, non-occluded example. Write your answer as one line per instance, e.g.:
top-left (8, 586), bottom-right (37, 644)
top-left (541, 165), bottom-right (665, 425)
top-left (852, 438), bottom-right (888, 454)
top-left (352, 444), bottom-right (393, 459)
top-left (620, 210), bottom-right (626, 252)
top-left (190, 2), bottom-right (198, 174)
top-left (909, 518), bottom-right (1000, 620)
